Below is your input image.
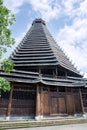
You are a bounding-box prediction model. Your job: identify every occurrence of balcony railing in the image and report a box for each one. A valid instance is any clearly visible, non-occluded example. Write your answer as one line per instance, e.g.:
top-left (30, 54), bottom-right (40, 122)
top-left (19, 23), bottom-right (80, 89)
top-left (41, 74), bottom-right (66, 79)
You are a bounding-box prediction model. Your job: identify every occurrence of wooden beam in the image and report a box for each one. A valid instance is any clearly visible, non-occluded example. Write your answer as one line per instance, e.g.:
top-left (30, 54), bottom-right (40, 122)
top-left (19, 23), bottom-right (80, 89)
top-left (79, 88), bottom-right (84, 113)
top-left (14, 89), bottom-right (35, 92)
top-left (7, 82), bottom-right (14, 117)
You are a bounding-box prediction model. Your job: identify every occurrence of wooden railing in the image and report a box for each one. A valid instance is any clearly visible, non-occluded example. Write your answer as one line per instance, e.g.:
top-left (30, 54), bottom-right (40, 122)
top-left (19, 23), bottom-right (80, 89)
top-left (41, 74), bottom-right (66, 79)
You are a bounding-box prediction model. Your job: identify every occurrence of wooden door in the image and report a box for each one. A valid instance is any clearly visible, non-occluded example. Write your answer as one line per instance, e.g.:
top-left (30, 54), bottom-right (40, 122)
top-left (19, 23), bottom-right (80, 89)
top-left (51, 97), bottom-right (58, 114)
top-left (51, 97), bottom-right (66, 114)
top-left (74, 93), bottom-right (82, 113)
top-left (66, 94), bottom-right (75, 114)
top-left (59, 97), bottom-right (66, 113)
top-left (43, 92), bottom-right (50, 115)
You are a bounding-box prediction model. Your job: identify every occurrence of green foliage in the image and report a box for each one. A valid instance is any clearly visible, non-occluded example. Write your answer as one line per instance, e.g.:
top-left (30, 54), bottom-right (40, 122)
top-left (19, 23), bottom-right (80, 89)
top-left (0, 0), bottom-right (15, 92)
top-left (0, 0), bottom-right (15, 58)
top-left (0, 58), bottom-right (14, 95)
top-left (0, 77), bottom-right (10, 92)
top-left (1, 58), bottom-right (15, 73)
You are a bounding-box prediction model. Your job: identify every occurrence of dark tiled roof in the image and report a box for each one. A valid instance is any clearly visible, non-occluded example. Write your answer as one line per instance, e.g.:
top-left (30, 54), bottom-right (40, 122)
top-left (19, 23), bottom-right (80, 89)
top-left (11, 18), bottom-right (80, 75)
top-left (0, 70), bottom-right (86, 87)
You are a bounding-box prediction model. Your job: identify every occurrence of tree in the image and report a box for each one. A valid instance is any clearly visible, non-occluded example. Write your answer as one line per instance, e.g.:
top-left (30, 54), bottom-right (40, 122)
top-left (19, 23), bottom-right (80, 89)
top-left (0, 0), bottom-right (15, 93)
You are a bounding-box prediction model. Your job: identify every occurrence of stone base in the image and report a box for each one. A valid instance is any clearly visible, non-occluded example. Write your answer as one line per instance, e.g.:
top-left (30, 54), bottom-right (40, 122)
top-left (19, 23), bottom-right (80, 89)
top-left (35, 115), bottom-right (43, 120)
top-left (83, 114), bottom-right (87, 118)
top-left (6, 116), bottom-right (10, 120)
top-left (74, 113), bottom-right (84, 117)
top-left (4, 116), bottom-right (34, 120)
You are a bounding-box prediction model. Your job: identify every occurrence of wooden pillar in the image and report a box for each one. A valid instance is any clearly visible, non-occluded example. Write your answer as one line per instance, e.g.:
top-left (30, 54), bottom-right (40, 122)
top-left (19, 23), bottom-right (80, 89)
top-left (79, 88), bottom-right (84, 113)
top-left (7, 82), bottom-right (14, 118)
top-left (35, 84), bottom-right (43, 120)
top-left (53, 68), bottom-right (57, 78)
top-left (55, 67), bottom-right (58, 78)
top-left (65, 71), bottom-right (67, 79)
top-left (39, 67), bottom-right (41, 76)
top-left (40, 87), bottom-right (43, 115)
top-left (53, 70), bottom-right (55, 77)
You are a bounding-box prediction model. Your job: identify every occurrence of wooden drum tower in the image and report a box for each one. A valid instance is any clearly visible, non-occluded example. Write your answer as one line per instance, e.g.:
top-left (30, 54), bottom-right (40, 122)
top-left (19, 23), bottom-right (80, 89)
top-left (0, 18), bottom-right (87, 120)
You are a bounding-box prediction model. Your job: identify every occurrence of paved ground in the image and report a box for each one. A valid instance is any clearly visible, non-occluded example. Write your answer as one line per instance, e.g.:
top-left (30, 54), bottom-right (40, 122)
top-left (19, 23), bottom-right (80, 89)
top-left (9, 123), bottom-right (87, 130)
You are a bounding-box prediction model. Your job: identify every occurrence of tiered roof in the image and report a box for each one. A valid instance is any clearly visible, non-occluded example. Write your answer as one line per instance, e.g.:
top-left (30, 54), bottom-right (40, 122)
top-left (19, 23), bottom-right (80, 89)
top-left (0, 18), bottom-right (86, 87)
top-left (0, 70), bottom-right (86, 87)
top-left (11, 19), bottom-right (58, 66)
top-left (11, 18), bottom-right (80, 75)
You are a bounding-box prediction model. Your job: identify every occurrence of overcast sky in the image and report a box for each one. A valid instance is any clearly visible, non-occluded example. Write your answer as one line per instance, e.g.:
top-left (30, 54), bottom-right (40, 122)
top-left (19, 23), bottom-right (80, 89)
top-left (4, 0), bottom-right (87, 78)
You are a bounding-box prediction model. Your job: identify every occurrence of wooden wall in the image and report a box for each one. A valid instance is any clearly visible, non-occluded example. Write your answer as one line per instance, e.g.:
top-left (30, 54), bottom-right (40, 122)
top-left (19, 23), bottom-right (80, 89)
top-left (11, 100), bottom-right (35, 116)
top-left (41, 87), bottom-right (83, 116)
top-left (0, 84), bottom-right (84, 117)
top-left (0, 99), bottom-right (8, 116)
top-left (82, 88), bottom-right (87, 113)
top-left (0, 82), bottom-right (36, 117)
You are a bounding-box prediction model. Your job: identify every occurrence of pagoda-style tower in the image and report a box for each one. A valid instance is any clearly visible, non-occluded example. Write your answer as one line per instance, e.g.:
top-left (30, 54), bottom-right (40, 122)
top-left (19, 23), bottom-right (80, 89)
top-left (0, 19), bottom-right (87, 120)
top-left (11, 19), bottom-right (81, 77)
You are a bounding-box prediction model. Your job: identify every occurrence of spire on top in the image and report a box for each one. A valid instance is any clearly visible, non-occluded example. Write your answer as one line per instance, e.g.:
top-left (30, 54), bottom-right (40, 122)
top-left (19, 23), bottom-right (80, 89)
top-left (32, 18), bottom-right (46, 25)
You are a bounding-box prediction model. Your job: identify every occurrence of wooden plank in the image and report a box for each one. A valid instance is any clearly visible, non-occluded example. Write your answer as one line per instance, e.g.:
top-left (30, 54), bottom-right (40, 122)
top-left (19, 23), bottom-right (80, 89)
top-left (74, 92), bottom-right (83, 113)
top-left (66, 94), bottom-right (75, 114)
top-left (11, 108), bottom-right (35, 115)
top-left (59, 97), bottom-right (66, 113)
top-left (51, 97), bottom-right (58, 114)
top-left (79, 88), bottom-right (84, 113)
top-left (0, 108), bottom-right (7, 115)
top-left (43, 92), bottom-right (50, 115)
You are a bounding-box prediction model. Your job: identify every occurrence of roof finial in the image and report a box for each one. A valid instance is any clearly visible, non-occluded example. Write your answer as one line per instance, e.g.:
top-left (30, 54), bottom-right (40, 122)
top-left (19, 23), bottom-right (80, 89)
top-left (32, 18), bottom-right (46, 25)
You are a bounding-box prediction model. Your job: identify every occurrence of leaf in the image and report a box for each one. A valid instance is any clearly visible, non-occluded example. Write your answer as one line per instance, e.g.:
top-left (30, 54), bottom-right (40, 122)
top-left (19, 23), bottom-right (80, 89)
top-left (0, 0), bottom-right (15, 56)
top-left (0, 77), bottom-right (10, 92)
top-left (1, 58), bottom-right (15, 73)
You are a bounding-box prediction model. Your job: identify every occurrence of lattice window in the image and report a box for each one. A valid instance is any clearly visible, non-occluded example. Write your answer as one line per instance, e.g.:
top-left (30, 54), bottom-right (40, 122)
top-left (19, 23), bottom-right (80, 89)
top-left (12, 91), bottom-right (36, 100)
top-left (0, 90), bottom-right (9, 99)
top-left (59, 87), bottom-right (65, 92)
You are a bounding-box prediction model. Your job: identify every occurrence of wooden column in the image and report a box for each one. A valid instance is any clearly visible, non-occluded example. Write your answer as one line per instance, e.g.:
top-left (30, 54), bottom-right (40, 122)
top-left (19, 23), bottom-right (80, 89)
top-left (7, 82), bottom-right (14, 117)
top-left (55, 67), bottom-right (58, 78)
top-left (35, 84), bottom-right (43, 120)
top-left (65, 71), bottom-right (67, 79)
top-left (36, 85), bottom-right (41, 116)
top-left (53, 69), bottom-right (57, 78)
top-left (39, 67), bottom-right (41, 75)
top-left (40, 87), bottom-right (43, 115)
top-left (53, 70), bottom-right (55, 77)
top-left (79, 88), bottom-right (84, 113)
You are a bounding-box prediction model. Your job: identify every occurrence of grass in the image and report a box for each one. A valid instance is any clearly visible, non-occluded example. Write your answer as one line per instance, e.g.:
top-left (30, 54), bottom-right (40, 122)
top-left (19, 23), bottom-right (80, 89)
top-left (0, 117), bottom-right (87, 129)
